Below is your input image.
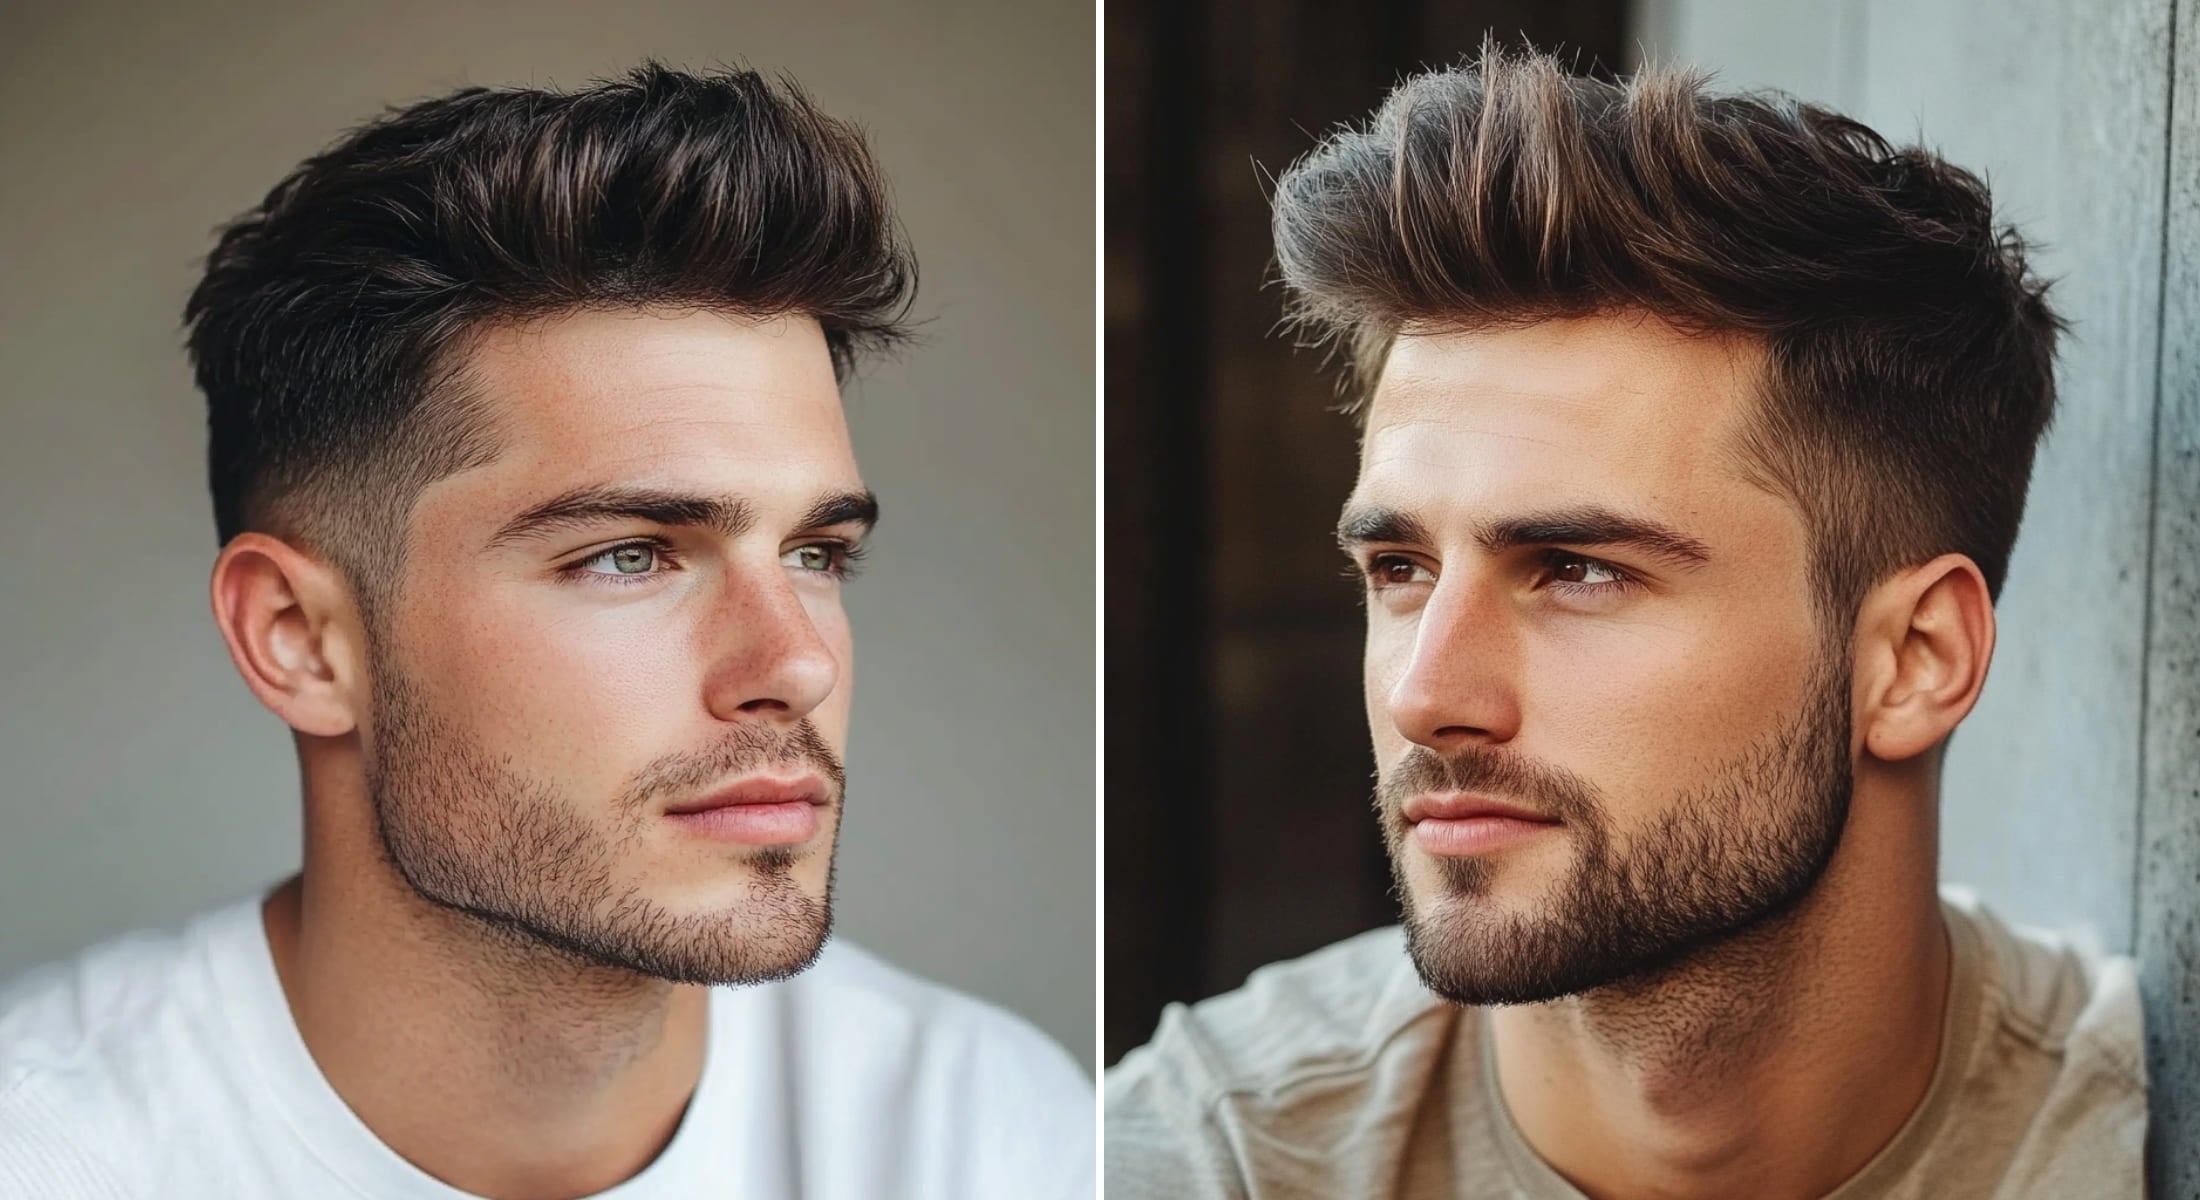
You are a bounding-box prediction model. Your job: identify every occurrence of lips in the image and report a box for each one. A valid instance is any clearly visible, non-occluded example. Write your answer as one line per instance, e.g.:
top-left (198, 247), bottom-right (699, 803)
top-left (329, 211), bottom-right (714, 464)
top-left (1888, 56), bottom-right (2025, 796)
top-left (662, 774), bottom-right (831, 846)
top-left (1403, 793), bottom-right (1561, 857)
top-left (664, 775), bottom-right (829, 816)
top-left (1401, 792), bottom-right (1556, 825)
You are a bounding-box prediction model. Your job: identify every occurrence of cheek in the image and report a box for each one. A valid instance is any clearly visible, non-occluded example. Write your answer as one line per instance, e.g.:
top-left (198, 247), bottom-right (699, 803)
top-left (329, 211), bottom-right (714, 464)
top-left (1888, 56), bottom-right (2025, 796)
top-left (424, 592), bottom-right (697, 773)
top-left (1518, 615), bottom-right (1816, 805)
top-left (806, 599), bottom-right (856, 731)
top-left (1362, 617), bottom-right (1412, 753)
top-left (796, 586), bottom-right (853, 659)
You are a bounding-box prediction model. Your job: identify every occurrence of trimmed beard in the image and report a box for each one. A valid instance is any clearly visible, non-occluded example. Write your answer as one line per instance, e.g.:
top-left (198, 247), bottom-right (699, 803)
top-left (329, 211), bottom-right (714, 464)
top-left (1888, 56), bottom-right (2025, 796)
top-left (364, 651), bottom-right (839, 986)
top-left (1381, 647), bottom-right (1852, 1006)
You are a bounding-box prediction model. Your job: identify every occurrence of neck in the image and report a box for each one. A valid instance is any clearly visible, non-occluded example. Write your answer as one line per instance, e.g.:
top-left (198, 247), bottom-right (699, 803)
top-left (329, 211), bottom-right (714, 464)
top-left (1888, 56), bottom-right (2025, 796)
top-left (1490, 763), bottom-right (1953, 1200)
top-left (264, 742), bottom-right (709, 1200)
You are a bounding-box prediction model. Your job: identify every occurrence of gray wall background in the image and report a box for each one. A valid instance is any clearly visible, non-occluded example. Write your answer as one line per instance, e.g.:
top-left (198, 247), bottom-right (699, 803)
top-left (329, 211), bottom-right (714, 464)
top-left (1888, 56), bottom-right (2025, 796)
top-left (1636, 0), bottom-right (2198, 1186)
top-left (0, 0), bottom-right (1095, 1071)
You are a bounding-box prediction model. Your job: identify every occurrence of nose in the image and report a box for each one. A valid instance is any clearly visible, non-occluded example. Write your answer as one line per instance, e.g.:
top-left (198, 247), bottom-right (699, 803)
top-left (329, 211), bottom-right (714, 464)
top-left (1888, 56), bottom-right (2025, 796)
top-left (700, 563), bottom-right (842, 723)
top-left (1384, 575), bottom-right (1521, 750)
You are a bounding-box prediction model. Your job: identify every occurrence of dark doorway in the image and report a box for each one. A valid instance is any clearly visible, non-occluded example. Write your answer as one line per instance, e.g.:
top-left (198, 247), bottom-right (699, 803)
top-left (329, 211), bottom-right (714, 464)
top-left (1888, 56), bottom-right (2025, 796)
top-left (1105, 0), bottom-right (1629, 1065)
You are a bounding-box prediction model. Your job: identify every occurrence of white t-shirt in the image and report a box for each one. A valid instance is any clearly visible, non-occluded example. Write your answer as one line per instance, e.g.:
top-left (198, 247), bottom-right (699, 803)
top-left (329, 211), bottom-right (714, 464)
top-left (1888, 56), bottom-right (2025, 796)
top-left (0, 892), bottom-right (1094, 1199)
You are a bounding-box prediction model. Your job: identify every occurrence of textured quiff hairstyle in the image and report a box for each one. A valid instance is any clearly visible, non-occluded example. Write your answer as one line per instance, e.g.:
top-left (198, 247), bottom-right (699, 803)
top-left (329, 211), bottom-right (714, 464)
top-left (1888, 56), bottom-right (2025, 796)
top-left (1272, 45), bottom-right (2062, 621)
top-left (185, 63), bottom-right (914, 620)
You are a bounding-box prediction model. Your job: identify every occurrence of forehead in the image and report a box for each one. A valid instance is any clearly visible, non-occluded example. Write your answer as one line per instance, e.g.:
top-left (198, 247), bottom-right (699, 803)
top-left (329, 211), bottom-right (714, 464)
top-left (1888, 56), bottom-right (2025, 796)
top-left (1357, 314), bottom-right (1766, 522)
top-left (454, 307), bottom-right (858, 501)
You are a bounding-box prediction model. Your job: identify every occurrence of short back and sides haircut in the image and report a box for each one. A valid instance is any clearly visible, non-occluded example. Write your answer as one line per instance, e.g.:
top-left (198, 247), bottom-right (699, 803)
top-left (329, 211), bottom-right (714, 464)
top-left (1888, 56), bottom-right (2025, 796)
top-left (1272, 45), bottom-right (2063, 621)
top-left (184, 64), bottom-right (914, 614)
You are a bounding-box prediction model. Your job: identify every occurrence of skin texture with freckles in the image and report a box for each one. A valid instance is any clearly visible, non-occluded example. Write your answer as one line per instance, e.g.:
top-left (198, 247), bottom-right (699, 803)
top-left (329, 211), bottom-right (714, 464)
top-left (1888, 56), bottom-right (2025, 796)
top-left (216, 308), bottom-right (874, 1198)
top-left (1344, 312), bottom-right (1982, 1199)
top-left (372, 309), bottom-right (860, 984)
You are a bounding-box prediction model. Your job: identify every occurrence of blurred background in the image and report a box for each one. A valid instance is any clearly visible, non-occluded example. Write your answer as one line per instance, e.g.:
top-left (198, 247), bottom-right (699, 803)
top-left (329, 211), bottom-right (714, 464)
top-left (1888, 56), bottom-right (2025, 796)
top-left (1104, 0), bottom-right (2197, 1179)
top-left (0, 0), bottom-right (1094, 1070)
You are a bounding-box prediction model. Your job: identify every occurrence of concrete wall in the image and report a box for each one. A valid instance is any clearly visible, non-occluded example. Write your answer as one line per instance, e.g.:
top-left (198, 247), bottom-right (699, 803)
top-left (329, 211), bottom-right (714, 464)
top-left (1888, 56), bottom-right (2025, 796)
top-left (1637, 0), bottom-right (2195, 1186)
top-left (2141, 0), bottom-right (2200, 1188)
top-left (0, 0), bottom-right (1094, 1069)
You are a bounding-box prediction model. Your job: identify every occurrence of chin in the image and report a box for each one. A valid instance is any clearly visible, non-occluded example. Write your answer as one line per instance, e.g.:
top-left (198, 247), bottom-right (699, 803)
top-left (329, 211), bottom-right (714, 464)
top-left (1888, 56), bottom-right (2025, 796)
top-left (600, 884), bottom-right (836, 987)
top-left (648, 854), bottom-right (830, 908)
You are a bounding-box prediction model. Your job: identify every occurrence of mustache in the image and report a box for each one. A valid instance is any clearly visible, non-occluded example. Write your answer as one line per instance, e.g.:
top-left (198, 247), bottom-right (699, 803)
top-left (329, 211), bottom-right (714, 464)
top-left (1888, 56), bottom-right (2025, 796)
top-left (1376, 743), bottom-right (1603, 824)
top-left (618, 721), bottom-right (845, 812)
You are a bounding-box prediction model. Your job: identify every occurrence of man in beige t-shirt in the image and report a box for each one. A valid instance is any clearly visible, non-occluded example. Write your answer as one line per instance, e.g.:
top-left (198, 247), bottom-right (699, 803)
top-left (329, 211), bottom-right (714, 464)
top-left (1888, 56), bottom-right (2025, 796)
top-left (1106, 48), bottom-right (2147, 1200)
top-left (1109, 887), bottom-right (2144, 1198)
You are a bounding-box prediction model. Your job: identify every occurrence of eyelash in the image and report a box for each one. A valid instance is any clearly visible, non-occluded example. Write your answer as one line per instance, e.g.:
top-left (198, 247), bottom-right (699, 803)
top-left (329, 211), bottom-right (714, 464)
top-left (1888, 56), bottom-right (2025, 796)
top-left (1350, 550), bottom-right (1639, 596)
top-left (1538, 550), bottom-right (1639, 596)
top-left (557, 537), bottom-right (869, 587)
top-left (806, 540), bottom-right (869, 581)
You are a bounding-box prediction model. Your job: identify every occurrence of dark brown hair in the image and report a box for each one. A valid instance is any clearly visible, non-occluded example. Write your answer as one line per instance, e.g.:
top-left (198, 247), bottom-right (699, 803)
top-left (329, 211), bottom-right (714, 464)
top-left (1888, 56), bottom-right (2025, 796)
top-left (185, 62), bottom-right (914, 607)
top-left (1271, 44), bottom-right (2062, 615)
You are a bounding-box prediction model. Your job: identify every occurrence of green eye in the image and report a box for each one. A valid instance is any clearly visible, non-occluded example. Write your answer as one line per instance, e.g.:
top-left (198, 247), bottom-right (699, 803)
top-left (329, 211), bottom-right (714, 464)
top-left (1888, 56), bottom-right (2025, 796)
top-left (785, 544), bottom-right (837, 573)
top-left (563, 539), bottom-right (673, 581)
top-left (572, 543), bottom-right (662, 578)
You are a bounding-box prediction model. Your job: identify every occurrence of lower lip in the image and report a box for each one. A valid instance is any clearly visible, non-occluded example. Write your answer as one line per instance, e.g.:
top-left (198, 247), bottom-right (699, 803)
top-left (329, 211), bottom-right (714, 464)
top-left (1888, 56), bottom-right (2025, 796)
top-left (1412, 816), bottom-right (1560, 856)
top-left (665, 801), bottom-right (820, 845)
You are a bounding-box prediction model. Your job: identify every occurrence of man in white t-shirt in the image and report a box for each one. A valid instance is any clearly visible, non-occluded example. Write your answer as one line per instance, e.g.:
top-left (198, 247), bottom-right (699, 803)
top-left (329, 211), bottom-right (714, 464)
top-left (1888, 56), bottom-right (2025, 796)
top-left (0, 64), bottom-right (1090, 1199)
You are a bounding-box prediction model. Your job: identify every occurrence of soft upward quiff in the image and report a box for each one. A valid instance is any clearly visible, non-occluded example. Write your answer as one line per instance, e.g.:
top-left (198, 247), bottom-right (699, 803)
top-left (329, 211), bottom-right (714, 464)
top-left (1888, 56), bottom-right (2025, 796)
top-left (185, 63), bottom-right (914, 615)
top-left (1272, 45), bottom-right (2062, 616)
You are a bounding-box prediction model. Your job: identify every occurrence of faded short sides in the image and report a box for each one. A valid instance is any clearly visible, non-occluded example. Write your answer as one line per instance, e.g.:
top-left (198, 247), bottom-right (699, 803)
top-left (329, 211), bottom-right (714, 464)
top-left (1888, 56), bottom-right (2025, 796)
top-left (1271, 43), bottom-right (2063, 621)
top-left (184, 63), bottom-right (915, 614)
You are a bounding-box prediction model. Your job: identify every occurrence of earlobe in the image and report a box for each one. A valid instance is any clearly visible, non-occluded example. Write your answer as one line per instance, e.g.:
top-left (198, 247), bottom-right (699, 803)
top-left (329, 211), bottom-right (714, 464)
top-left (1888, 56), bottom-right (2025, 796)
top-left (1859, 554), bottom-right (1996, 762)
top-left (209, 534), bottom-right (362, 738)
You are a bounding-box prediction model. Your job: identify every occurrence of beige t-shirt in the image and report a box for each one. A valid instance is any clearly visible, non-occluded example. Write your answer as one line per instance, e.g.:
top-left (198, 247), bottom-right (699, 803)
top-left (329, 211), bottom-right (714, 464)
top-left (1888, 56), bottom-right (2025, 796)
top-left (1105, 885), bottom-right (2146, 1199)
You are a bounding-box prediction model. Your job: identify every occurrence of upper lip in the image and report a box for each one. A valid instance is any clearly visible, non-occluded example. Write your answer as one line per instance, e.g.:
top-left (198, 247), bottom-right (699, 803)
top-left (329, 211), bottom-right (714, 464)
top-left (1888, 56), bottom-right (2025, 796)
top-left (1401, 793), bottom-right (1558, 824)
top-left (664, 774), bottom-right (829, 816)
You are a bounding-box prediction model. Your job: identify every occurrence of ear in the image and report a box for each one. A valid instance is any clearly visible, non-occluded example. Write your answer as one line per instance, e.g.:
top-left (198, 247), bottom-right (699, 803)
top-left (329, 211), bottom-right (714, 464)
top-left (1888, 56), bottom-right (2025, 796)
top-left (209, 533), bottom-right (368, 738)
top-left (1853, 553), bottom-right (1996, 762)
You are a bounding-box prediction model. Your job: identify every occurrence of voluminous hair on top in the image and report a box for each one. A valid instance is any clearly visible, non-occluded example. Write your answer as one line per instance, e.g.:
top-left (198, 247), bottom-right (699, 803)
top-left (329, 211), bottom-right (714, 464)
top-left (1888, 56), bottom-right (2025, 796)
top-left (1271, 42), bottom-right (2063, 617)
top-left (185, 61), bottom-right (915, 606)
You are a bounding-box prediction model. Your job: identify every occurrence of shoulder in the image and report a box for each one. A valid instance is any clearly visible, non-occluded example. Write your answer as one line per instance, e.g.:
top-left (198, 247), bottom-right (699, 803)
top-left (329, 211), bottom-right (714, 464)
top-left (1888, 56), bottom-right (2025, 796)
top-left (737, 939), bottom-right (1093, 1198)
top-left (0, 903), bottom-right (243, 1099)
top-left (752, 939), bottom-right (1091, 1122)
top-left (776, 938), bottom-right (1089, 1097)
top-left (1938, 885), bottom-right (2147, 1189)
top-left (1109, 925), bottom-right (1438, 1105)
top-left (0, 900), bottom-right (258, 1197)
top-left (1105, 926), bottom-right (1451, 1198)
top-left (1941, 884), bottom-right (2146, 1091)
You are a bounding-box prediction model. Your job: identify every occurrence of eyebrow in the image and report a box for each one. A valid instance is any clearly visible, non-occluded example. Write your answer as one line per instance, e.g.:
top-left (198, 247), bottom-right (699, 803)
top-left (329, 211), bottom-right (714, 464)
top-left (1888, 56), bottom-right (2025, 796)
top-left (1336, 502), bottom-right (1712, 570)
top-left (485, 484), bottom-right (879, 551)
top-left (794, 489), bottom-right (881, 535)
top-left (1335, 506), bottom-right (1436, 550)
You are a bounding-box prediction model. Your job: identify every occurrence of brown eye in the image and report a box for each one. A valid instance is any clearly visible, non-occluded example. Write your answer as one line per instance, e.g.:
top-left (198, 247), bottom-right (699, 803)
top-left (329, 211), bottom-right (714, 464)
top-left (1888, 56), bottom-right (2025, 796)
top-left (1543, 552), bottom-right (1629, 589)
top-left (1367, 555), bottom-right (1433, 586)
